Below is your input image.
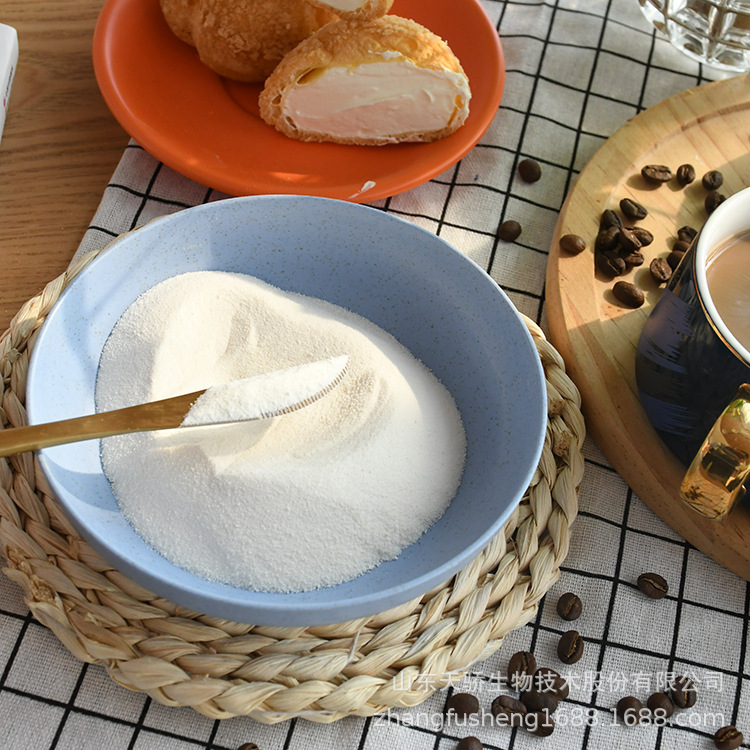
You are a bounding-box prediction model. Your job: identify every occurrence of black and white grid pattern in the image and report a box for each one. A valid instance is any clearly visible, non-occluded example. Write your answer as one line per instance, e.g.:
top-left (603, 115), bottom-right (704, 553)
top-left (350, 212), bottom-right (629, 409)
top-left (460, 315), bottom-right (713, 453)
top-left (1, 1), bottom-right (747, 749)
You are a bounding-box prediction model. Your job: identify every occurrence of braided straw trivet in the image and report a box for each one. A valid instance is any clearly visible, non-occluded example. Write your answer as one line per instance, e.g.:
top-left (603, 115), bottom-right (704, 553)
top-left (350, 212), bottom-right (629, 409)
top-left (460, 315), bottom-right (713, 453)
top-left (0, 251), bottom-right (585, 724)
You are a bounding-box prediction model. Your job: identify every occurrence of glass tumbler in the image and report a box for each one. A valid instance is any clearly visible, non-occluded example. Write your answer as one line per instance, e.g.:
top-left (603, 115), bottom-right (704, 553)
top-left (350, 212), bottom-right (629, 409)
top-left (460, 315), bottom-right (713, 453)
top-left (638, 0), bottom-right (750, 71)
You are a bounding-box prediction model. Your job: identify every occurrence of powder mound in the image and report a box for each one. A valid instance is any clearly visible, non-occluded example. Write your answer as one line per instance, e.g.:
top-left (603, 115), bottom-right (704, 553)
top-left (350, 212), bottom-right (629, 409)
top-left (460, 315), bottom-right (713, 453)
top-left (96, 271), bottom-right (466, 592)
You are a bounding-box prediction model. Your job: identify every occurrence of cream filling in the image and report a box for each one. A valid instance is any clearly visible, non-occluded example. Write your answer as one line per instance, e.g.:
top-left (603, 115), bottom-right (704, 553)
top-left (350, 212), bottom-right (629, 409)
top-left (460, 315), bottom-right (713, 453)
top-left (282, 61), bottom-right (470, 141)
top-left (315, 0), bottom-right (369, 10)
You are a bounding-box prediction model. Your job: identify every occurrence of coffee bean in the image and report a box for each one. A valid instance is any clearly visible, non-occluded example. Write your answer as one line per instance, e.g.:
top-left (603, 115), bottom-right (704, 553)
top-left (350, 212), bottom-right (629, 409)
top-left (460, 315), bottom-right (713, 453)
top-left (491, 694), bottom-right (527, 726)
top-left (649, 257), bottom-right (672, 284)
top-left (623, 251), bottom-right (645, 268)
top-left (596, 252), bottom-right (626, 278)
top-left (637, 572), bottom-right (669, 599)
top-left (518, 158), bottom-right (542, 183)
top-left (507, 651), bottom-right (537, 690)
top-left (641, 164), bottom-right (673, 184)
top-left (445, 691), bottom-right (479, 717)
top-left (702, 169), bottom-right (724, 190)
top-left (533, 667), bottom-right (569, 700)
top-left (557, 630), bottom-right (584, 664)
top-left (498, 220), bottom-right (522, 242)
top-left (616, 695), bottom-right (644, 725)
top-left (647, 691), bottom-right (674, 718)
top-left (457, 737), bottom-right (483, 750)
top-left (599, 209), bottom-right (623, 231)
top-left (706, 192), bottom-right (726, 213)
top-left (677, 225), bottom-right (698, 243)
top-left (237, 744), bottom-right (259, 750)
top-left (521, 689), bottom-right (558, 714)
top-left (619, 226), bottom-right (643, 253)
top-left (676, 163), bottom-right (696, 186)
top-left (620, 198), bottom-right (648, 220)
top-left (714, 725), bottom-right (744, 750)
top-left (556, 592), bottom-right (582, 621)
top-left (672, 238), bottom-right (691, 254)
top-left (526, 711), bottom-right (555, 736)
top-left (667, 249), bottom-right (685, 269)
top-left (671, 675), bottom-right (697, 708)
top-left (596, 225), bottom-right (621, 252)
top-left (630, 226), bottom-right (654, 246)
top-left (559, 233), bottom-right (586, 255)
top-left (613, 280), bottom-right (645, 308)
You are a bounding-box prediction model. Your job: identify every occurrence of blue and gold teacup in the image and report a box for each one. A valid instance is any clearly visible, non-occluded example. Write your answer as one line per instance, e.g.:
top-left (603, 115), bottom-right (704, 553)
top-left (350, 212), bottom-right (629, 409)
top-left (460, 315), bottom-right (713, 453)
top-left (636, 187), bottom-right (750, 520)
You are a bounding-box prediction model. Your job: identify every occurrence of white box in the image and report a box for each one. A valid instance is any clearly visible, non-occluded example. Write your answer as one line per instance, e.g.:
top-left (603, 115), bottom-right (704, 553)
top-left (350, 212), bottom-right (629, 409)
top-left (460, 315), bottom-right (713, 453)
top-left (0, 23), bottom-right (19, 146)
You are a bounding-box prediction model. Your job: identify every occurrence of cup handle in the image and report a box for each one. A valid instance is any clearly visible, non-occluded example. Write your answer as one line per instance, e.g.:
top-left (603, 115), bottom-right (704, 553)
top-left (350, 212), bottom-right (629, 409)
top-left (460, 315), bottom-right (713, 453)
top-left (680, 384), bottom-right (750, 520)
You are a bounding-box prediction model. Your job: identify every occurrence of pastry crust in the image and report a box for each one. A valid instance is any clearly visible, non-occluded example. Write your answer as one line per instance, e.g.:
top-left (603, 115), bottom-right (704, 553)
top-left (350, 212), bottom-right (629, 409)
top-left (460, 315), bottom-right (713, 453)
top-left (259, 16), bottom-right (471, 145)
top-left (160, 0), bottom-right (337, 82)
top-left (159, 0), bottom-right (200, 46)
top-left (303, 0), bottom-right (393, 20)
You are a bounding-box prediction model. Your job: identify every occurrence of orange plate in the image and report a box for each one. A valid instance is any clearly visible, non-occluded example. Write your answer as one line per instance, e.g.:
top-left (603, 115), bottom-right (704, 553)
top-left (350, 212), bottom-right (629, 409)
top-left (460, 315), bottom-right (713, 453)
top-left (92, 0), bottom-right (505, 202)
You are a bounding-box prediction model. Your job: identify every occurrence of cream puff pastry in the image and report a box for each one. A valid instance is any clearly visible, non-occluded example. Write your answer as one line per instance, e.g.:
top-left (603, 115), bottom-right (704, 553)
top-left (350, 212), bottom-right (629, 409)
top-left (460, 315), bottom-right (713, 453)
top-left (259, 16), bottom-right (471, 145)
top-left (160, 0), bottom-right (337, 82)
top-left (302, 0), bottom-right (393, 20)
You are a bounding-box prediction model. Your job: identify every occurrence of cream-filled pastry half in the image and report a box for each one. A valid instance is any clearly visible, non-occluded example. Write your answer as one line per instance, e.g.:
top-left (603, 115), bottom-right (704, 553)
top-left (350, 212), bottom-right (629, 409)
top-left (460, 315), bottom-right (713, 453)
top-left (303, 0), bottom-right (393, 20)
top-left (259, 16), bottom-right (471, 145)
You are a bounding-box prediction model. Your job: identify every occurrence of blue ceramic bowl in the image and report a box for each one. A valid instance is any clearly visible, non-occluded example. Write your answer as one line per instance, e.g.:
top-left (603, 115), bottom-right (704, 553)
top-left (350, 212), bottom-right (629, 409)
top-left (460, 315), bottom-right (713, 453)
top-left (26, 196), bottom-right (546, 626)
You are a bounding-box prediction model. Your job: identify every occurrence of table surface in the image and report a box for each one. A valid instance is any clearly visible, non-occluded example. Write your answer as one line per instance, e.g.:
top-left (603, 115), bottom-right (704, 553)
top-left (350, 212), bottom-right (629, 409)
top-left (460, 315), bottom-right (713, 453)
top-left (1, 2), bottom-right (749, 750)
top-left (0, 0), bottom-right (128, 332)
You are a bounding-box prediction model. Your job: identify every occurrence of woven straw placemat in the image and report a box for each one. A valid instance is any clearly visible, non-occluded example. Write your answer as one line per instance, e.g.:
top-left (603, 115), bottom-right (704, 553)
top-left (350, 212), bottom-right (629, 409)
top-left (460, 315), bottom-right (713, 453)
top-left (0, 251), bottom-right (585, 724)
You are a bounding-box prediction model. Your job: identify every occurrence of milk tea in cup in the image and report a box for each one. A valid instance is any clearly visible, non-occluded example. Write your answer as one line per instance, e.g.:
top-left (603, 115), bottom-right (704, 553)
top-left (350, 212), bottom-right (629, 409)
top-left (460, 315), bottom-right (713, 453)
top-left (705, 230), bottom-right (750, 353)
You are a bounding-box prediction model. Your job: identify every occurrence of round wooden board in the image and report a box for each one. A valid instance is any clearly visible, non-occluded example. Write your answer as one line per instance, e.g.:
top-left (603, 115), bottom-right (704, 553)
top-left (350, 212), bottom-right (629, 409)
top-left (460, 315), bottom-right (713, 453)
top-left (546, 74), bottom-right (750, 581)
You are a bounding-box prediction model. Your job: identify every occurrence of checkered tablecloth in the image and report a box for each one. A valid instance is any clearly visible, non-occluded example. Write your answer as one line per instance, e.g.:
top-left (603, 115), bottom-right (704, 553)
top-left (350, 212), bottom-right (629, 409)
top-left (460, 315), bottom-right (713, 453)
top-left (1, 1), bottom-right (748, 749)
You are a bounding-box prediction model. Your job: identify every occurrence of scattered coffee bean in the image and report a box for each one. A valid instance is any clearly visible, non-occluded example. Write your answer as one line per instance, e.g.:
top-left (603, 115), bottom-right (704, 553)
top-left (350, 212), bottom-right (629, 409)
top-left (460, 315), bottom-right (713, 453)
top-left (641, 164), bottom-right (673, 184)
top-left (507, 651), bottom-right (537, 690)
top-left (445, 692), bottom-right (479, 717)
top-left (619, 226), bottom-right (643, 253)
top-left (613, 280), bottom-right (645, 308)
top-left (596, 252), bottom-right (627, 278)
top-left (596, 225), bottom-right (621, 252)
top-left (600, 209), bottom-right (623, 231)
top-left (620, 198), bottom-right (648, 220)
top-left (557, 630), bottom-right (584, 664)
top-left (702, 169), bottom-right (724, 190)
top-left (671, 675), bottom-right (697, 708)
top-left (522, 689), bottom-right (558, 714)
top-left (498, 219), bottom-right (522, 242)
top-left (667, 249), bottom-right (685, 269)
top-left (491, 694), bottom-right (527, 726)
top-left (457, 737), bottom-right (483, 750)
top-left (706, 192), bottom-right (726, 213)
top-left (647, 691), bottom-right (674, 718)
top-left (676, 163), bottom-right (696, 186)
top-left (714, 725), bottom-right (744, 750)
top-left (560, 233), bottom-right (587, 255)
top-left (616, 695), bottom-right (644, 725)
top-left (677, 225), bottom-right (697, 243)
top-left (518, 158), bottom-right (542, 183)
top-left (672, 238), bottom-right (691, 254)
top-left (556, 592), bottom-right (582, 621)
top-left (622, 252), bottom-right (644, 267)
top-left (533, 667), bottom-right (570, 700)
top-left (237, 744), bottom-right (259, 750)
top-left (527, 711), bottom-right (555, 736)
top-left (649, 257), bottom-right (672, 284)
top-left (637, 572), bottom-right (669, 599)
top-left (630, 226), bottom-right (654, 246)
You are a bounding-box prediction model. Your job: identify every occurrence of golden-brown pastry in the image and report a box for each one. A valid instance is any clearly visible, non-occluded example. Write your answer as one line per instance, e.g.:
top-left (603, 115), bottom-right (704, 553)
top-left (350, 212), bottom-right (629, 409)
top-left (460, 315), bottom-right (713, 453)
top-left (302, 0), bottom-right (393, 20)
top-left (259, 16), bottom-right (471, 145)
top-left (160, 0), bottom-right (199, 46)
top-left (160, 0), bottom-right (337, 82)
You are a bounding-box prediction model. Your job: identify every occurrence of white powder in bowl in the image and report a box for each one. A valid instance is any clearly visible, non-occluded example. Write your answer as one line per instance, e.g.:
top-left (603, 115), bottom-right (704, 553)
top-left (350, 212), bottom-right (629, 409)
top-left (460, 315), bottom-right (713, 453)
top-left (95, 270), bottom-right (466, 592)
